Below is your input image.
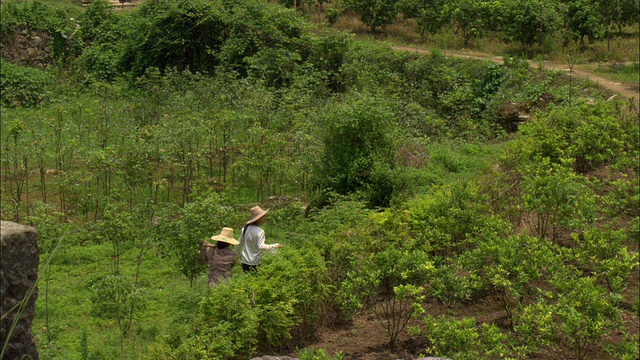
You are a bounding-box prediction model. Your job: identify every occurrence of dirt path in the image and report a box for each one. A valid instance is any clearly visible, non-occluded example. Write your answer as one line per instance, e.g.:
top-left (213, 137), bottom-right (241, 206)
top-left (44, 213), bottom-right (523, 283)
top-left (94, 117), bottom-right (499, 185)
top-left (393, 46), bottom-right (639, 102)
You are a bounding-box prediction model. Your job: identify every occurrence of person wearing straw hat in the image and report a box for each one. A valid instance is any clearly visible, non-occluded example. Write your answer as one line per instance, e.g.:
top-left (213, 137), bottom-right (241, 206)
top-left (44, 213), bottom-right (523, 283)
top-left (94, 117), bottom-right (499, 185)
top-left (237, 206), bottom-right (283, 273)
top-left (200, 227), bottom-right (239, 286)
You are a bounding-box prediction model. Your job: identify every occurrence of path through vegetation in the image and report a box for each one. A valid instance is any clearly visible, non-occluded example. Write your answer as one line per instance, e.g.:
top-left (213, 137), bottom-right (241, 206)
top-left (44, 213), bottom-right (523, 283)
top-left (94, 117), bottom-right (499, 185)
top-left (393, 46), bottom-right (639, 102)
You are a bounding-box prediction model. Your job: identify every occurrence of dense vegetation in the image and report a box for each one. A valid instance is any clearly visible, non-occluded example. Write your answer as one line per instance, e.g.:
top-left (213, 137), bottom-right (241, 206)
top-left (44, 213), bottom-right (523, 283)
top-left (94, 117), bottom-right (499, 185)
top-left (1, 0), bottom-right (638, 359)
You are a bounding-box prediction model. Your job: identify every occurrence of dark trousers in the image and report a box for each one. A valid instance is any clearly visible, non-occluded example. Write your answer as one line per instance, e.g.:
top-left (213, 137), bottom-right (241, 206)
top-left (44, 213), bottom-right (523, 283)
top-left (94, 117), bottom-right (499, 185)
top-left (242, 263), bottom-right (258, 273)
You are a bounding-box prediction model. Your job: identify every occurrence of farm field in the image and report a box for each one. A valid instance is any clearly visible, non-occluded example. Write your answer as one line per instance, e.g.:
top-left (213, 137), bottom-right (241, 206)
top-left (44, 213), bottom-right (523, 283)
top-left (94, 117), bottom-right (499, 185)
top-left (1, 0), bottom-right (638, 359)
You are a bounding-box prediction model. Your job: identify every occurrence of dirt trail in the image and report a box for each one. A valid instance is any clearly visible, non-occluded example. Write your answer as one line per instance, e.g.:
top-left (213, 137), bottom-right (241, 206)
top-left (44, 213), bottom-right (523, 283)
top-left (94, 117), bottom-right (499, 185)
top-left (393, 46), bottom-right (639, 102)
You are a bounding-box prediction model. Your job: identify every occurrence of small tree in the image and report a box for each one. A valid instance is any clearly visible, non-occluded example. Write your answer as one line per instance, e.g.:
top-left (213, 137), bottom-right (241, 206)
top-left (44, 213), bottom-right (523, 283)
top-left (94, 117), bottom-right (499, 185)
top-left (344, 0), bottom-right (399, 33)
top-left (339, 248), bottom-right (431, 349)
top-left (520, 158), bottom-right (596, 241)
top-left (317, 93), bottom-right (396, 200)
top-left (395, 0), bottom-right (447, 39)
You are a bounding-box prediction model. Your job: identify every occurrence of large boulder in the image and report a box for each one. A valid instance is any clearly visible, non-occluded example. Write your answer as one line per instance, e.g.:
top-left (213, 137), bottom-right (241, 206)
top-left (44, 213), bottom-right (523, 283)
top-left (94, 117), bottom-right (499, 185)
top-left (1, 221), bottom-right (40, 360)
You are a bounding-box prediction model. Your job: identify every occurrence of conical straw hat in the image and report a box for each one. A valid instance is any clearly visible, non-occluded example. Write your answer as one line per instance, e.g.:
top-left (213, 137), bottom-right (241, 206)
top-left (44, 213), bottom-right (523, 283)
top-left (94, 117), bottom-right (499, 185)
top-left (211, 227), bottom-right (239, 245)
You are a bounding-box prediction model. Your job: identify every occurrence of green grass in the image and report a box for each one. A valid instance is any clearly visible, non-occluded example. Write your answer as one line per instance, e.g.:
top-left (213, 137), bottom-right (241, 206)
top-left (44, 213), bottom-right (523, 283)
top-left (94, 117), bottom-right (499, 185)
top-left (33, 242), bottom-right (202, 360)
top-left (591, 62), bottom-right (640, 85)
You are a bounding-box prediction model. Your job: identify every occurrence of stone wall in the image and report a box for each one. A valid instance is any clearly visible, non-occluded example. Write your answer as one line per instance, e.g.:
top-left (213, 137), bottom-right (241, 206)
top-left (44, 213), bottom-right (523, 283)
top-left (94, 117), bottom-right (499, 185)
top-left (0, 26), bottom-right (53, 69)
top-left (1, 221), bottom-right (40, 360)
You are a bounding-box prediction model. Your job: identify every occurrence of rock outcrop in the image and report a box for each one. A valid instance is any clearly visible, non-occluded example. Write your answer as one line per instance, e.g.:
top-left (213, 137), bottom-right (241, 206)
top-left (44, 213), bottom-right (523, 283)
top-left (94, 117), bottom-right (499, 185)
top-left (0, 26), bottom-right (53, 69)
top-left (1, 221), bottom-right (40, 360)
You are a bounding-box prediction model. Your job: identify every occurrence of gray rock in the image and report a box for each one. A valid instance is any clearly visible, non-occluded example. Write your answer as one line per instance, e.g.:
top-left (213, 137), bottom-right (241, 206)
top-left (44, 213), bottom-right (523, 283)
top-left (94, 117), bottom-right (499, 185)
top-left (1, 221), bottom-right (40, 360)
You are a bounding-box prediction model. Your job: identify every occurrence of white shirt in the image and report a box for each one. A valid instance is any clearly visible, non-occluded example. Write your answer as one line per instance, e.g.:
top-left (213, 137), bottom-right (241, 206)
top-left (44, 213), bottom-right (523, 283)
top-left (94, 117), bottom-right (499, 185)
top-left (237, 225), bottom-right (278, 266)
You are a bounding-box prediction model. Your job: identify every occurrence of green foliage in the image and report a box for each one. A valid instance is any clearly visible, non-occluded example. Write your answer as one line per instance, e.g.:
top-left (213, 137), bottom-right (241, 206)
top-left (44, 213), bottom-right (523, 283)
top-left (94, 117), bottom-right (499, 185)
top-left (317, 93), bottom-right (397, 199)
top-left (325, 7), bottom-right (340, 25)
top-left (498, 0), bottom-right (563, 54)
top-left (80, 0), bottom-right (116, 42)
top-left (462, 234), bottom-right (558, 327)
top-left (0, 60), bottom-right (53, 107)
top-left (401, 55), bottom-right (507, 136)
top-left (426, 261), bottom-right (483, 304)
top-left (565, 0), bottom-right (603, 46)
top-left (406, 181), bottom-right (505, 256)
top-left (173, 247), bottom-right (328, 357)
top-left (574, 227), bottom-right (639, 294)
top-left (344, 0), bottom-right (399, 32)
top-left (339, 248), bottom-right (431, 347)
top-left (507, 102), bottom-right (626, 173)
top-left (395, 0), bottom-right (447, 38)
top-left (120, 0), bottom-right (224, 77)
top-left (151, 194), bottom-right (238, 284)
top-left (87, 272), bottom-right (147, 357)
top-left (1, 1), bottom-right (637, 358)
top-left (179, 277), bottom-right (259, 359)
top-left (340, 41), bottom-right (407, 92)
top-left (0, 0), bottom-right (80, 36)
top-left (517, 272), bottom-right (622, 360)
top-left (421, 315), bottom-right (512, 359)
top-left (520, 158), bottom-right (596, 241)
top-left (444, 0), bottom-right (488, 46)
top-left (298, 347), bottom-right (345, 360)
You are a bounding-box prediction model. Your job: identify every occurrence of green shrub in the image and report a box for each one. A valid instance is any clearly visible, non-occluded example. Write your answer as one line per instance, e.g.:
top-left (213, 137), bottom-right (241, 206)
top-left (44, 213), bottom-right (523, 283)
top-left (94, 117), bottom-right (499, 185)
top-left (0, 0), bottom-right (79, 36)
top-left (507, 102), bottom-right (626, 173)
top-left (298, 347), bottom-right (344, 360)
top-left (520, 158), bottom-right (596, 241)
top-left (461, 234), bottom-right (558, 327)
top-left (420, 315), bottom-right (513, 360)
top-left (176, 247), bottom-right (328, 357)
top-left (150, 194), bottom-right (240, 285)
top-left (179, 277), bottom-right (259, 359)
top-left (257, 247), bottom-right (329, 347)
top-left (325, 7), bottom-right (340, 25)
top-left (574, 227), bottom-right (639, 294)
top-left (406, 181), bottom-right (504, 256)
top-left (427, 261), bottom-right (483, 305)
top-left (316, 93), bottom-right (397, 198)
top-left (0, 60), bottom-right (53, 107)
top-left (517, 272), bottom-right (622, 360)
top-left (339, 248), bottom-right (431, 348)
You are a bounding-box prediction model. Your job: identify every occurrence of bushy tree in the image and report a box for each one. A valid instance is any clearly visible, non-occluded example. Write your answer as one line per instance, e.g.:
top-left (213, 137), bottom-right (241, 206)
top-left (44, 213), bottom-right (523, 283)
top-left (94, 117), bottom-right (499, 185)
top-left (395, 0), bottom-right (447, 39)
top-left (344, 0), bottom-right (399, 33)
top-left (339, 248), bottom-right (431, 348)
top-left (499, 0), bottom-right (563, 55)
top-left (444, 0), bottom-right (489, 46)
top-left (316, 93), bottom-right (397, 200)
top-left (517, 271), bottom-right (623, 360)
top-left (520, 158), bottom-right (596, 241)
top-left (564, 0), bottom-right (603, 46)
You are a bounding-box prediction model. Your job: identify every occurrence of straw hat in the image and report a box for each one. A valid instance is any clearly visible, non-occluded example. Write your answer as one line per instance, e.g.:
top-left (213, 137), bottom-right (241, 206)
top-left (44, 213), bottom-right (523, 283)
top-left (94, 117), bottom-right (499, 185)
top-left (246, 206), bottom-right (269, 225)
top-left (210, 227), bottom-right (240, 245)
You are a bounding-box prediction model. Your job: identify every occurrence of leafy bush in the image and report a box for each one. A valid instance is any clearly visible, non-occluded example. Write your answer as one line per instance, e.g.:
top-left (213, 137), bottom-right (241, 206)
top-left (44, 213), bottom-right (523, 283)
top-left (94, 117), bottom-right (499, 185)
top-left (325, 7), bottom-right (340, 25)
top-left (298, 347), bottom-right (344, 360)
top-left (520, 158), bottom-right (596, 241)
top-left (178, 277), bottom-right (259, 359)
top-left (0, 60), bottom-right (53, 107)
top-left (406, 181), bottom-right (505, 256)
top-left (517, 272), bottom-right (622, 360)
top-left (316, 93), bottom-right (397, 198)
top-left (174, 247), bottom-right (328, 358)
top-left (461, 234), bottom-right (558, 327)
top-left (420, 315), bottom-right (513, 359)
top-left (426, 261), bottom-right (483, 305)
top-left (0, 0), bottom-right (80, 36)
top-left (574, 227), bottom-right (639, 294)
top-left (339, 248), bottom-right (431, 348)
top-left (508, 102), bottom-right (626, 173)
top-left (151, 194), bottom-right (239, 284)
